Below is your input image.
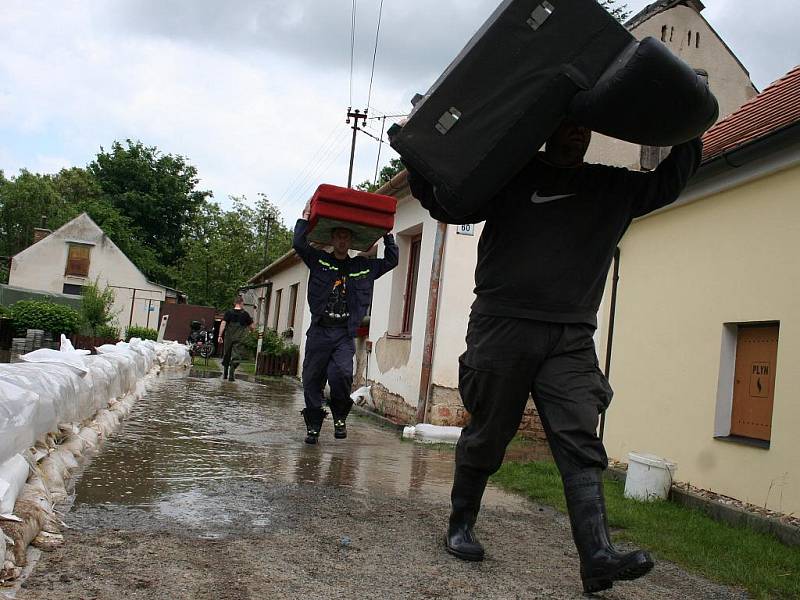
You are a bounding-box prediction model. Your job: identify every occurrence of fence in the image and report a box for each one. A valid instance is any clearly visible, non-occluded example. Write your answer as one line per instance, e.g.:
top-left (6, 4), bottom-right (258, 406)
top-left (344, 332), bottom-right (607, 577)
top-left (256, 351), bottom-right (299, 377)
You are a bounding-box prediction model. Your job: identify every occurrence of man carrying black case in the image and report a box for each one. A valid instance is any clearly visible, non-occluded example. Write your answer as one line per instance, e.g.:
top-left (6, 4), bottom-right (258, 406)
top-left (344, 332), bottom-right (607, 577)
top-left (396, 119), bottom-right (702, 594)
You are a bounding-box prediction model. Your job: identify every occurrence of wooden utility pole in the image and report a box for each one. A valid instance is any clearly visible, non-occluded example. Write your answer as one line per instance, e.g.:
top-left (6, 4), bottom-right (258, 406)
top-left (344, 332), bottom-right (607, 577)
top-left (346, 108), bottom-right (368, 188)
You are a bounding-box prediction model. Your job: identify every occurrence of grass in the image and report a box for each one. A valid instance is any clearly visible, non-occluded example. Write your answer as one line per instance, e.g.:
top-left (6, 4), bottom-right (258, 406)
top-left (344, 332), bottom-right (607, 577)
top-left (492, 461), bottom-right (800, 599)
top-left (191, 357), bottom-right (256, 375)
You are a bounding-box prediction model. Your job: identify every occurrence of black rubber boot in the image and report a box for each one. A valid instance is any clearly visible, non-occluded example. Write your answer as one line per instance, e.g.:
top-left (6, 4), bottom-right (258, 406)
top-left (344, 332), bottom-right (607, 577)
top-left (222, 365), bottom-right (228, 379)
top-left (564, 470), bottom-right (654, 594)
top-left (445, 465), bottom-right (488, 561)
top-left (301, 408), bottom-right (327, 445)
top-left (228, 365), bottom-right (236, 382)
top-left (330, 399), bottom-right (353, 439)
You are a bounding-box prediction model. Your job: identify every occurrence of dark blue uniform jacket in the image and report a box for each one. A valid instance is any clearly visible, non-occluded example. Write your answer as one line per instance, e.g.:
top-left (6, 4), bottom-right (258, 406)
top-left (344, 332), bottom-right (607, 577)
top-left (293, 219), bottom-right (399, 337)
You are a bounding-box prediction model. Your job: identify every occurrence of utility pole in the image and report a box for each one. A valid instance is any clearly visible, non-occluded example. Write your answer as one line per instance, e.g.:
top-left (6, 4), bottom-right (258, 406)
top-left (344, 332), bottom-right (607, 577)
top-left (346, 107), bottom-right (368, 188)
top-left (263, 214), bottom-right (274, 265)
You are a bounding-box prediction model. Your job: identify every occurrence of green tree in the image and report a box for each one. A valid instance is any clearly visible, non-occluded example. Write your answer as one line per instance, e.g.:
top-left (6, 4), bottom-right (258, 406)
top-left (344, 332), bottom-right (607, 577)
top-left (356, 158), bottom-right (405, 193)
top-left (174, 196), bottom-right (292, 309)
top-left (0, 170), bottom-right (67, 256)
top-left (88, 140), bottom-right (211, 283)
top-left (599, 0), bottom-right (630, 22)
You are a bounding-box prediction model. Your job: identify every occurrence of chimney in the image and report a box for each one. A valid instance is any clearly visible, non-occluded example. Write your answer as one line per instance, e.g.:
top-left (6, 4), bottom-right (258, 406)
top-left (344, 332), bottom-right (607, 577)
top-left (33, 228), bottom-right (52, 244)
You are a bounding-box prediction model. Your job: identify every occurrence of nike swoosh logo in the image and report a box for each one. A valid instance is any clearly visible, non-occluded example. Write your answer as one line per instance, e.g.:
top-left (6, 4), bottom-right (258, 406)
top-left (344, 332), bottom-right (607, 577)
top-left (531, 192), bottom-right (576, 204)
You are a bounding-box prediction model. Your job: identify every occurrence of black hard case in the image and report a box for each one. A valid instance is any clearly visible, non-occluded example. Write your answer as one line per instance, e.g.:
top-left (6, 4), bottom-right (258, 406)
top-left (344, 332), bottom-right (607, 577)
top-left (390, 0), bottom-right (632, 219)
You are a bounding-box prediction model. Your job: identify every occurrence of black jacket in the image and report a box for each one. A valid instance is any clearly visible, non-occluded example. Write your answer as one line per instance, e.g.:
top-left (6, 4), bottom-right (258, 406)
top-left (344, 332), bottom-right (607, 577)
top-left (293, 219), bottom-right (399, 337)
top-left (407, 139), bottom-right (702, 326)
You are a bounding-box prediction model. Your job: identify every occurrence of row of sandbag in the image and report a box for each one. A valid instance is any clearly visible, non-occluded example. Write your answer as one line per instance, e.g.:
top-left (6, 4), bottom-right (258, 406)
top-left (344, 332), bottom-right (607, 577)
top-left (0, 394), bottom-right (138, 584)
top-left (0, 338), bottom-right (190, 468)
top-left (0, 338), bottom-right (190, 585)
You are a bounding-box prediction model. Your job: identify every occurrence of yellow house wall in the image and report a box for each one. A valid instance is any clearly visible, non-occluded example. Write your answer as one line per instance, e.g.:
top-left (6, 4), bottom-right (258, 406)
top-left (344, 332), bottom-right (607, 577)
top-left (604, 164), bottom-right (800, 514)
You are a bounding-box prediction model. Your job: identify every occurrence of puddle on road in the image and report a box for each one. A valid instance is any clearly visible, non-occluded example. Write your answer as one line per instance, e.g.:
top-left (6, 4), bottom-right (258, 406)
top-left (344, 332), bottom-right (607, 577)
top-left (72, 371), bottom-right (544, 530)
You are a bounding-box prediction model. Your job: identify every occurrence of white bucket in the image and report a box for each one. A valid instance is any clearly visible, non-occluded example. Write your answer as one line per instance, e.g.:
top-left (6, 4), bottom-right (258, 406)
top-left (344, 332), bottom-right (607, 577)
top-left (624, 452), bottom-right (676, 502)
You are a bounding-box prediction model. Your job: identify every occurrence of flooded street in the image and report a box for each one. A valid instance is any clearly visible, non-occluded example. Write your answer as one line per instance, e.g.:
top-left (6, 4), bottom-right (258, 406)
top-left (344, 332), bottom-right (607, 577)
top-left (16, 372), bottom-right (744, 600)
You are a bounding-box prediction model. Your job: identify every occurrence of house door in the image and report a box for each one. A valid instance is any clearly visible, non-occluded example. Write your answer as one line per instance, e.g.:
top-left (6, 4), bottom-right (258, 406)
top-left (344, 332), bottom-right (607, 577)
top-left (730, 324), bottom-right (779, 441)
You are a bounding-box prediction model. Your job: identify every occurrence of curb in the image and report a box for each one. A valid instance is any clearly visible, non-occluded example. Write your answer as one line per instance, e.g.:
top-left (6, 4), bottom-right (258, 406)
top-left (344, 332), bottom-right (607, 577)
top-left (606, 467), bottom-right (800, 547)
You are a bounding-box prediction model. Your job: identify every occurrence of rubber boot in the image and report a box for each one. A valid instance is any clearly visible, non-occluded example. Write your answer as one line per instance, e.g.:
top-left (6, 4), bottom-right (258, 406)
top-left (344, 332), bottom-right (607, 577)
top-left (228, 365), bottom-right (236, 382)
top-left (301, 407), bottom-right (327, 445)
top-left (330, 399), bottom-right (353, 439)
top-left (222, 365), bottom-right (228, 379)
top-left (445, 465), bottom-right (488, 561)
top-left (564, 469), bottom-right (654, 594)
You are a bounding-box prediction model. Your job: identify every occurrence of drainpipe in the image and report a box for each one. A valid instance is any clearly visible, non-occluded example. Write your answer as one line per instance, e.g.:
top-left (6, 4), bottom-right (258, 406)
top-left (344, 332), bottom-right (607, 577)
top-left (416, 221), bottom-right (447, 424)
top-left (599, 246), bottom-right (620, 441)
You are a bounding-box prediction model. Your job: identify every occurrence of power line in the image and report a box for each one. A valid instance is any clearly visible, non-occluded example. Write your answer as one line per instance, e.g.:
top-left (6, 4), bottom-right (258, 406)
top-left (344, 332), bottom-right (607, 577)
top-left (275, 121), bottom-right (342, 207)
top-left (349, 0), bottom-right (358, 107)
top-left (283, 135), bottom-right (351, 211)
top-left (366, 0), bottom-right (386, 114)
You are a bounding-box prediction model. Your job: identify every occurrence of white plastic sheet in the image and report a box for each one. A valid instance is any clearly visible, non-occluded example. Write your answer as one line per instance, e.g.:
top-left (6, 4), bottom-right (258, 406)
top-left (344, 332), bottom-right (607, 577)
top-left (0, 454), bottom-right (30, 514)
top-left (0, 382), bottom-right (38, 466)
top-left (20, 348), bottom-right (89, 375)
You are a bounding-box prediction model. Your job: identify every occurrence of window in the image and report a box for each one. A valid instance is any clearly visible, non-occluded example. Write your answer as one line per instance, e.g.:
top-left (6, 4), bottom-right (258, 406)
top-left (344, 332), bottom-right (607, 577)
top-left (661, 25), bottom-right (667, 42)
top-left (273, 289), bottom-right (282, 330)
top-left (65, 244), bottom-right (91, 277)
top-left (688, 30), bottom-right (692, 46)
top-left (401, 235), bottom-right (422, 335)
top-left (288, 284), bottom-right (299, 328)
top-left (715, 322), bottom-right (779, 447)
top-left (62, 283), bottom-right (84, 295)
top-left (670, 26), bottom-right (674, 42)
top-left (695, 32), bottom-right (700, 48)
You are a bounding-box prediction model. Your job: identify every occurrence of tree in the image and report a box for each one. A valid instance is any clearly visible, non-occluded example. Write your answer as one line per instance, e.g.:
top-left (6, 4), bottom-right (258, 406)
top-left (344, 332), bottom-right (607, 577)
top-left (0, 170), bottom-right (67, 256)
top-left (88, 140), bottom-right (211, 284)
top-left (173, 196), bottom-right (293, 309)
top-left (356, 158), bottom-right (405, 193)
top-left (599, 0), bottom-right (631, 22)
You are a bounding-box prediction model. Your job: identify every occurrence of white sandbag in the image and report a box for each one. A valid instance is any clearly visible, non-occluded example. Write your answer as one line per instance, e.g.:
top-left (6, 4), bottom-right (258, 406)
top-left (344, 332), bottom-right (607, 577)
top-left (16, 483), bottom-right (60, 535)
top-left (402, 423), bottom-right (463, 444)
top-left (0, 455), bottom-right (30, 515)
top-left (77, 427), bottom-right (99, 449)
top-left (38, 456), bottom-right (68, 503)
top-left (351, 385), bottom-right (374, 409)
top-left (59, 333), bottom-right (91, 356)
top-left (20, 348), bottom-right (89, 375)
top-left (52, 448), bottom-right (78, 471)
top-left (0, 381), bottom-right (38, 465)
top-left (2, 492), bottom-right (45, 567)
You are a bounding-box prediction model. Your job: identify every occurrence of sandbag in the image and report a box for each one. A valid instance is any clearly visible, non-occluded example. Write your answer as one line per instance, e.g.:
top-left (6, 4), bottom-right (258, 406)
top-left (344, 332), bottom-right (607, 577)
top-left (568, 36), bottom-right (718, 146)
top-left (20, 348), bottom-right (89, 376)
top-left (0, 382), bottom-right (38, 466)
top-left (0, 455), bottom-right (30, 515)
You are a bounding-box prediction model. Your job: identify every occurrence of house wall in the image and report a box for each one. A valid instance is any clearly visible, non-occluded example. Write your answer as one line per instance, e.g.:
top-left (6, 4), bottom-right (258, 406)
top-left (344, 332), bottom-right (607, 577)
top-left (602, 163), bottom-right (800, 514)
top-left (366, 192), bottom-right (439, 421)
top-left (585, 5), bottom-right (757, 170)
top-left (264, 260), bottom-right (308, 349)
top-left (9, 214), bottom-right (165, 331)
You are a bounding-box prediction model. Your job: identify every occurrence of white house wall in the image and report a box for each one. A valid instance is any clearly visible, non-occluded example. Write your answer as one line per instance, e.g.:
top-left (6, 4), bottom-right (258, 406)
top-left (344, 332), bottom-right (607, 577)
top-left (9, 214), bottom-right (165, 331)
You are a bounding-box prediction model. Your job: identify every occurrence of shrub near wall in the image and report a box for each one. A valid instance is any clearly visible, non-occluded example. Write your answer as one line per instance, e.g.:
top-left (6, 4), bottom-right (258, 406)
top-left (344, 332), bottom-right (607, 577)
top-left (8, 300), bottom-right (80, 335)
top-left (125, 326), bottom-right (158, 342)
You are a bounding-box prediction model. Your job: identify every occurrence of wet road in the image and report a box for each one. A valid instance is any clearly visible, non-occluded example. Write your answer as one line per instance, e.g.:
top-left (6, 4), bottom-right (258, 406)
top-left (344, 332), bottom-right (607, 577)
top-left (70, 370), bottom-right (531, 536)
top-left (17, 371), bottom-right (746, 600)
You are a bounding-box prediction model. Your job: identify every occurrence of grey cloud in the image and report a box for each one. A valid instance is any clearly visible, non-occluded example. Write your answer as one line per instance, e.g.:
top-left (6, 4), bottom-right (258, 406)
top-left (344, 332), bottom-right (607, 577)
top-left (108, 0), bottom-right (500, 92)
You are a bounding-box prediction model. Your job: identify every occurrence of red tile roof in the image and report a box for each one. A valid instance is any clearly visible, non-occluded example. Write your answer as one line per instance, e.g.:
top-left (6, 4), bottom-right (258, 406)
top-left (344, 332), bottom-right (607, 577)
top-left (702, 65), bottom-right (800, 161)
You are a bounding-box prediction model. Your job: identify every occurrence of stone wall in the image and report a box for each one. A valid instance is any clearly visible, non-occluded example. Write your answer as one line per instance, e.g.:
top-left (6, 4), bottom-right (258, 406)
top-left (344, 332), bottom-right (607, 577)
top-left (368, 381), bottom-right (417, 424)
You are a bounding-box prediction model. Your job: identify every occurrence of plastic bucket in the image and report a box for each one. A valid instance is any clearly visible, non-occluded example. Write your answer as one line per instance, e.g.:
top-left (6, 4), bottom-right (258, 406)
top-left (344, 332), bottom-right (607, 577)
top-left (624, 452), bottom-right (676, 501)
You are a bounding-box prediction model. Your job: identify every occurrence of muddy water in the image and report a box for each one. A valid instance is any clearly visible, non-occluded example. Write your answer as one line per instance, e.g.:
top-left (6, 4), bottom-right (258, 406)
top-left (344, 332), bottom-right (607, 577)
top-left (71, 371), bottom-right (538, 536)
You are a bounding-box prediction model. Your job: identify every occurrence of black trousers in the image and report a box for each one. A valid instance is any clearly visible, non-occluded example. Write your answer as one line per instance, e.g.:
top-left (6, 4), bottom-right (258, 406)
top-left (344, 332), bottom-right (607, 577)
top-left (302, 324), bottom-right (355, 412)
top-left (452, 314), bottom-right (612, 518)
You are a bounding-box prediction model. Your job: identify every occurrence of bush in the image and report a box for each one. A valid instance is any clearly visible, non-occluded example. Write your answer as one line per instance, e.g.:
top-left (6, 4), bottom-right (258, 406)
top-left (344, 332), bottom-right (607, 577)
top-left (95, 324), bottom-right (120, 340)
top-left (9, 300), bottom-right (81, 335)
top-left (125, 325), bottom-right (158, 341)
top-left (80, 280), bottom-right (118, 335)
top-left (260, 328), bottom-right (298, 358)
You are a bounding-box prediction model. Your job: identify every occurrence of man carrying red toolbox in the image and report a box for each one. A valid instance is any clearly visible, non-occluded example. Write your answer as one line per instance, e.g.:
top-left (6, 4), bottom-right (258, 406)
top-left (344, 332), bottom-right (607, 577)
top-left (395, 119), bottom-right (702, 593)
top-left (293, 194), bottom-right (398, 444)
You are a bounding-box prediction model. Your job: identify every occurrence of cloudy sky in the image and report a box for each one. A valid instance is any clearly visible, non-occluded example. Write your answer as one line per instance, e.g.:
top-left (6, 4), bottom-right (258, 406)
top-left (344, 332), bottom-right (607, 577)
top-left (1, 0), bottom-right (797, 222)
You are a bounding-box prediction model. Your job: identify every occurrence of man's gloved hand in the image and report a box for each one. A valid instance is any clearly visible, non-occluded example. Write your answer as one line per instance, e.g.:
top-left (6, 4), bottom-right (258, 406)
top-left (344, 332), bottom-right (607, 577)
top-left (383, 233), bottom-right (395, 245)
top-left (302, 198), bottom-right (312, 221)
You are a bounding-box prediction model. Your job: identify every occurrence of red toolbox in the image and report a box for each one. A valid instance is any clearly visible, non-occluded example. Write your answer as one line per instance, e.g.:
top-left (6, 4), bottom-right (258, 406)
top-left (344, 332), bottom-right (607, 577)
top-left (306, 184), bottom-right (397, 251)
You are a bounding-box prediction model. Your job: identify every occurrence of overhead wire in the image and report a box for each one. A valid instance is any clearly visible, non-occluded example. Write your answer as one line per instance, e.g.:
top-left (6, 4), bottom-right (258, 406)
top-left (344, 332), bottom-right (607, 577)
top-left (275, 120), bottom-right (343, 208)
top-left (365, 0), bottom-right (385, 115)
top-left (349, 0), bottom-right (358, 107)
top-left (283, 136), bottom-right (351, 210)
